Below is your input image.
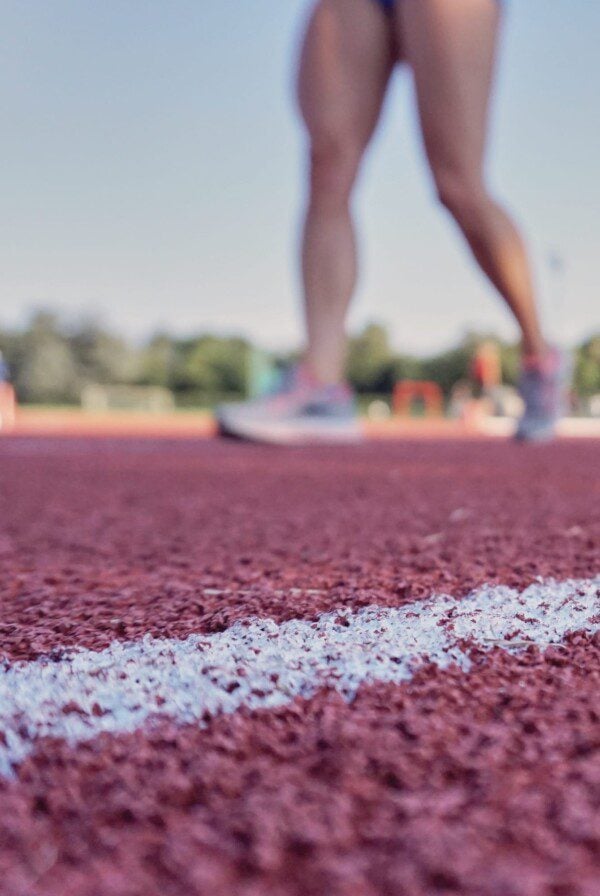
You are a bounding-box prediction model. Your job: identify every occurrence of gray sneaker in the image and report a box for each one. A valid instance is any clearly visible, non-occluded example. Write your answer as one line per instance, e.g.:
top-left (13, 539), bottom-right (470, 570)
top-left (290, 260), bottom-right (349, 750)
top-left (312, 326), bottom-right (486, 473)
top-left (515, 347), bottom-right (571, 442)
top-left (217, 365), bottom-right (361, 445)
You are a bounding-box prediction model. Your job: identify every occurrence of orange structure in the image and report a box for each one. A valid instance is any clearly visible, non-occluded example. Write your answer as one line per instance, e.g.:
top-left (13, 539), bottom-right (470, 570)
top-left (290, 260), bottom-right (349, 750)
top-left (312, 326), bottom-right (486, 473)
top-left (393, 380), bottom-right (444, 418)
top-left (0, 383), bottom-right (16, 432)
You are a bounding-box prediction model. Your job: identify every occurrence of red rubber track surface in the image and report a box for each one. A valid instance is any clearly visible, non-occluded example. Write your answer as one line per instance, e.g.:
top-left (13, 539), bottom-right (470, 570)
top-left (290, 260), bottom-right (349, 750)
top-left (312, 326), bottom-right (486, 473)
top-left (0, 438), bottom-right (598, 662)
top-left (0, 437), bottom-right (599, 895)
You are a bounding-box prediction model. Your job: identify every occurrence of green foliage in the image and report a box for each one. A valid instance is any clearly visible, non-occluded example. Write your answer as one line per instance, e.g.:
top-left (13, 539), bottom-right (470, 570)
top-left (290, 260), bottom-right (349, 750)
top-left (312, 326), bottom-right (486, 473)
top-left (137, 333), bottom-right (250, 398)
top-left (0, 310), bottom-right (597, 407)
top-left (574, 336), bottom-right (600, 396)
top-left (171, 336), bottom-right (249, 395)
top-left (69, 320), bottom-right (136, 385)
top-left (137, 334), bottom-right (176, 388)
top-left (420, 342), bottom-right (472, 396)
top-left (8, 312), bottom-right (81, 404)
top-left (347, 326), bottom-right (503, 398)
top-left (499, 343), bottom-right (521, 387)
top-left (0, 311), bottom-right (251, 405)
top-left (346, 323), bottom-right (392, 393)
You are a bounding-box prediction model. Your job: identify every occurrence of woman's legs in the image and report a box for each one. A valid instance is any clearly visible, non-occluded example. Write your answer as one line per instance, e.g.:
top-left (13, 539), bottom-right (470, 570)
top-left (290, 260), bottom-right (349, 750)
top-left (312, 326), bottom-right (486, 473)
top-left (298, 0), bottom-right (396, 384)
top-left (397, 0), bottom-right (546, 358)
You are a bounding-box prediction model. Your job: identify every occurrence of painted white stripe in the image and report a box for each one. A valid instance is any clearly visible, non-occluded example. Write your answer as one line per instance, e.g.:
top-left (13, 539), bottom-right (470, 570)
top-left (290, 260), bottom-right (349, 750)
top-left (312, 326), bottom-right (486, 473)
top-left (0, 577), bottom-right (598, 777)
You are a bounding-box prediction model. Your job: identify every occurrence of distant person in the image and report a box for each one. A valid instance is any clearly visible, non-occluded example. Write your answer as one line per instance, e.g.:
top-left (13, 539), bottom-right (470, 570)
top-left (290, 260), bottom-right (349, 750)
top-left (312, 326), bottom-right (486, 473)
top-left (0, 351), bottom-right (9, 384)
top-left (218, 0), bottom-right (569, 443)
top-left (0, 350), bottom-right (16, 432)
top-left (472, 341), bottom-right (501, 398)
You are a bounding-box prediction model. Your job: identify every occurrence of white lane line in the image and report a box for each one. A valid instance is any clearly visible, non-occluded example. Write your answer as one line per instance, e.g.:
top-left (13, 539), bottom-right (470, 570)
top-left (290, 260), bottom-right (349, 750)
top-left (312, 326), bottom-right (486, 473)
top-left (0, 577), bottom-right (598, 777)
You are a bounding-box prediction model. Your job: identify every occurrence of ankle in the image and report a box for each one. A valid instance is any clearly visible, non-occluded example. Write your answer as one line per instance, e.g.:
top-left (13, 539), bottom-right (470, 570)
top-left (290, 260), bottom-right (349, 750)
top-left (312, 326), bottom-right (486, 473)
top-left (301, 357), bottom-right (344, 388)
top-left (522, 344), bottom-right (560, 374)
top-left (521, 337), bottom-right (550, 367)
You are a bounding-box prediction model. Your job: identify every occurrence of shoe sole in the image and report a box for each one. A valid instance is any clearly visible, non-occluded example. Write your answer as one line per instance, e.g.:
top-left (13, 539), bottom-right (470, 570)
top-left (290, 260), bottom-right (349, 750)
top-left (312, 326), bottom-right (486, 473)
top-left (218, 416), bottom-right (363, 446)
top-left (515, 350), bottom-right (573, 444)
top-left (514, 424), bottom-right (557, 443)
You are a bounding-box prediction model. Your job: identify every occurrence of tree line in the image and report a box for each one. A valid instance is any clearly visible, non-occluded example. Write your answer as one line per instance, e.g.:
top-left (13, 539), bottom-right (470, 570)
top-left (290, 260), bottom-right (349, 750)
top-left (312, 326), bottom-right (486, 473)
top-left (0, 311), bottom-right (598, 406)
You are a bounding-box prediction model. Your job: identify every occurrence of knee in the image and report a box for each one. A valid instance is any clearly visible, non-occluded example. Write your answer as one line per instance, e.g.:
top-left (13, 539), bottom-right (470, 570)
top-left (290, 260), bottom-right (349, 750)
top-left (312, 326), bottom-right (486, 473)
top-left (434, 168), bottom-right (489, 231)
top-left (308, 136), bottom-right (362, 210)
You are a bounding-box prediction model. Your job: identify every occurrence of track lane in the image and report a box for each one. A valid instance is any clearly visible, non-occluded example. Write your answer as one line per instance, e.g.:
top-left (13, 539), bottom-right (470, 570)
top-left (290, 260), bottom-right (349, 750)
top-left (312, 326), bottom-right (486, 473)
top-left (0, 439), bottom-right (598, 661)
top-left (1, 577), bottom-right (598, 777)
top-left (2, 633), bottom-right (599, 896)
top-left (1, 437), bottom-right (599, 895)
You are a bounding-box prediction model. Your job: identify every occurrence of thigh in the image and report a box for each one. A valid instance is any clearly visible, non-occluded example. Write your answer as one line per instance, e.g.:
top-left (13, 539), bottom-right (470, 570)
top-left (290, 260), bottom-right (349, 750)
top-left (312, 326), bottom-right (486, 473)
top-left (397, 0), bottom-right (503, 180)
top-left (298, 0), bottom-right (396, 153)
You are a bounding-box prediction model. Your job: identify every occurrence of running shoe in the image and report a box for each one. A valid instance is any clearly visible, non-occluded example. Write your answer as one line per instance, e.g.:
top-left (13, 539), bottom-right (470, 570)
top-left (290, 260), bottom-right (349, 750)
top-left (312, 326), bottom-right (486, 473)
top-left (216, 364), bottom-right (361, 444)
top-left (515, 346), bottom-right (571, 442)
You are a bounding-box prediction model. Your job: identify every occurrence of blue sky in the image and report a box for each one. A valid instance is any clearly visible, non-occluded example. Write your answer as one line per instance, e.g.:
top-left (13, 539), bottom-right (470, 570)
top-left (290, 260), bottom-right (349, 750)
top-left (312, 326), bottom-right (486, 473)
top-left (1, 1), bottom-right (598, 354)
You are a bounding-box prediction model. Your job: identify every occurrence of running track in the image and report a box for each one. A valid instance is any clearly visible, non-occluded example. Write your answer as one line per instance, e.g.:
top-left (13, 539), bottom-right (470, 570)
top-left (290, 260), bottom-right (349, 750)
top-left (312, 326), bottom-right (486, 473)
top-left (0, 437), bottom-right (598, 895)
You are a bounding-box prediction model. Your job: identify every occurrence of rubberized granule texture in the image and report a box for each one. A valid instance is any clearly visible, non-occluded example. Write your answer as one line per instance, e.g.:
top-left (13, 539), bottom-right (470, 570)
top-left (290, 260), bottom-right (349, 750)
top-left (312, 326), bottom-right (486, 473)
top-left (0, 438), bottom-right (598, 661)
top-left (0, 437), bottom-right (599, 895)
top-left (1, 635), bottom-right (598, 896)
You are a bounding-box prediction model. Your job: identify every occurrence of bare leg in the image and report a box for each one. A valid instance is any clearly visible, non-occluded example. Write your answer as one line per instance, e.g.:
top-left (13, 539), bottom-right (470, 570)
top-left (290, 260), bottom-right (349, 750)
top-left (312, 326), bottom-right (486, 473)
top-left (397, 0), bottom-right (546, 358)
top-left (297, 0), bottom-right (395, 384)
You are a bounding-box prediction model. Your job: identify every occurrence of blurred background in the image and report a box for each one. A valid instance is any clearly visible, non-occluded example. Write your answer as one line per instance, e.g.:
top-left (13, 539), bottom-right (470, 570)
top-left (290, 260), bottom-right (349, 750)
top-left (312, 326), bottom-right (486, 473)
top-left (1, 1), bottom-right (598, 417)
